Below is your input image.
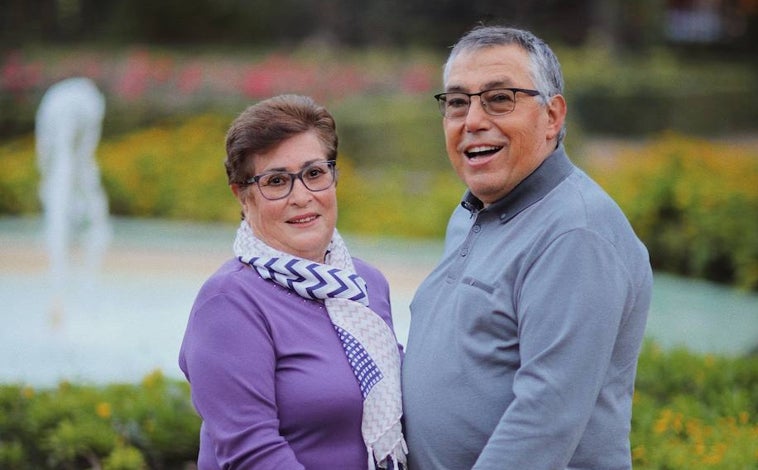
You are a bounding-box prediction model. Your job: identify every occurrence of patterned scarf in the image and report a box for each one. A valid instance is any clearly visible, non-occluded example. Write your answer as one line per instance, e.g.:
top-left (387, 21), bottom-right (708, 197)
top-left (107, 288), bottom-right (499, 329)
top-left (233, 221), bottom-right (407, 469)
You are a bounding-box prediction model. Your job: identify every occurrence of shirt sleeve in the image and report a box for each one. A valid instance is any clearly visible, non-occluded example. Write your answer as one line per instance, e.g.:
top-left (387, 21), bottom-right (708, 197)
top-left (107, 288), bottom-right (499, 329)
top-left (180, 289), bottom-right (306, 470)
top-left (473, 229), bottom-right (633, 469)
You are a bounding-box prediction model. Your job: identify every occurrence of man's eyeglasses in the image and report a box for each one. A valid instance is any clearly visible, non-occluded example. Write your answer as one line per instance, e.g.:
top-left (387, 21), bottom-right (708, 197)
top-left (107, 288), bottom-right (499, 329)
top-left (434, 87), bottom-right (541, 119)
top-left (244, 160), bottom-right (337, 201)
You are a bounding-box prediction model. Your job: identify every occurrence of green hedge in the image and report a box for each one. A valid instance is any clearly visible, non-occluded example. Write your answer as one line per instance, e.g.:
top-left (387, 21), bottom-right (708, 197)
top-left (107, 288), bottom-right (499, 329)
top-left (587, 133), bottom-right (758, 291)
top-left (0, 371), bottom-right (199, 470)
top-left (1, 344), bottom-right (755, 469)
top-left (631, 342), bottom-right (758, 469)
top-left (558, 46), bottom-right (758, 136)
top-left (0, 111), bottom-right (465, 239)
top-left (2, 115), bottom-right (755, 288)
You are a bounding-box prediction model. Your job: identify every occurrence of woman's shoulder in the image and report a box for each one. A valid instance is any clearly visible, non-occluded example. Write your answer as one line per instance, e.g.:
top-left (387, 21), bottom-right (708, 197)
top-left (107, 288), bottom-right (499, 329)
top-left (195, 257), bottom-right (270, 302)
top-left (202, 258), bottom-right (248, 286)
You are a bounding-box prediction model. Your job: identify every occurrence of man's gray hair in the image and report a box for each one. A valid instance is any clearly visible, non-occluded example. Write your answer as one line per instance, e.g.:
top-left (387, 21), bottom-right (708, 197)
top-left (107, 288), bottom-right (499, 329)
top-left (443, 26), bottom-right (567, 144)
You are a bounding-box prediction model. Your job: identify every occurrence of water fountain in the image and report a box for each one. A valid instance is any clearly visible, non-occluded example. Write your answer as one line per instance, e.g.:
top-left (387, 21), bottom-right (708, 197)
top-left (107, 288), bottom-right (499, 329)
top-left (35, 77), bottom-right (111, 325)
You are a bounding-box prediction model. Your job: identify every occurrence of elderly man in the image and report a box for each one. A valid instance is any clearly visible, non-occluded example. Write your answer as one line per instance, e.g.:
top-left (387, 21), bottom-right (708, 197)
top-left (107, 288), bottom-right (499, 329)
top-left (402, 26), bottom-right (652, 470)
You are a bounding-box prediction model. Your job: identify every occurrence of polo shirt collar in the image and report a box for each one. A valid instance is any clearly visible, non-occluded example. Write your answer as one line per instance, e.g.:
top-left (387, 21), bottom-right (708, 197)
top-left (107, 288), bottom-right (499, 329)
top-left (460, 145), bottom-right (574, 223)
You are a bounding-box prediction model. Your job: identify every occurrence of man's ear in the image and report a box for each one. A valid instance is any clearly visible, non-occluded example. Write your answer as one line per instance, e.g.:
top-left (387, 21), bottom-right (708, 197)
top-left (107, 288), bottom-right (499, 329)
top-left (545, 94), bottom-right (567, 142)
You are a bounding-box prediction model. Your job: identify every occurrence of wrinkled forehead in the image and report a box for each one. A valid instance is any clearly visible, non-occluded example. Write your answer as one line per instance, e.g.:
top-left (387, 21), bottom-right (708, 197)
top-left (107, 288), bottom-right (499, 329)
top-left (444, 45), bottom-right (535, 90)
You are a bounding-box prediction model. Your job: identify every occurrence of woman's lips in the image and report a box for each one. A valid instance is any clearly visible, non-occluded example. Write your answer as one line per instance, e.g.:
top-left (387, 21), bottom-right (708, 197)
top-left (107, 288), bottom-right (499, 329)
top-left (287, 214), bottom-right (319, 225)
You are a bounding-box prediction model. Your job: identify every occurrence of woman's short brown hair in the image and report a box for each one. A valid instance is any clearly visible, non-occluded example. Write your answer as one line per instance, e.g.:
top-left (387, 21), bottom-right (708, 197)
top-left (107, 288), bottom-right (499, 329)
top-left (224, 94), bottom-right (338, 185)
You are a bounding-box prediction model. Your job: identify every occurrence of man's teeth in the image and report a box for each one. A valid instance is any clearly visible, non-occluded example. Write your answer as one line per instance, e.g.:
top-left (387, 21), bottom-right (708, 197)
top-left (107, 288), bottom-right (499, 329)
top-left (466, 145), bottom-right (501, 157)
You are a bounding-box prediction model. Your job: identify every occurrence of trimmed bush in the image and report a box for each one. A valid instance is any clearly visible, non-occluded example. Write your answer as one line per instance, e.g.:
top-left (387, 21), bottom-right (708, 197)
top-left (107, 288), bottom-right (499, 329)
top-left (0, 371), bottom-right (199, 470)
top-left (588, 133), bottom-right (758, 290)
top-left (0, 344), bottom-right (755, 468)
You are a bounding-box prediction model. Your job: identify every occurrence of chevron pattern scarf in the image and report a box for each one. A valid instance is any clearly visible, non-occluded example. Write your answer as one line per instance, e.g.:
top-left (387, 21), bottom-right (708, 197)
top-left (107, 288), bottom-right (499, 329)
top-left (233, 221), bottom-right (407, 469)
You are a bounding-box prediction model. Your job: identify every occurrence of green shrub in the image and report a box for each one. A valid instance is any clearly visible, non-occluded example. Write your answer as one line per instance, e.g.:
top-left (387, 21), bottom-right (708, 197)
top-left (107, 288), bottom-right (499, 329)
top-left (559, 46), bottom-right (758, 136)
top-left (631, 342), bottom-right (758, 469)
top-left (0, 372), bottom-right (200, 470)
top-left (0, 135), bottom-right (39, 215)
top-left (1, 344), bottom-right (755, 468)
top-left (2, 116), bottom-right (756, 289)
top-left (587, 133), bottom-right (758, 290)
top-left (103, 445), bottom-right (147, 470)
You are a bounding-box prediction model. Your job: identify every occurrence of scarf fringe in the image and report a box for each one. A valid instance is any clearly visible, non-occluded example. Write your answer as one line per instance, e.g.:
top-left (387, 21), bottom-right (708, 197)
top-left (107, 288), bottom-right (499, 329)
top-left (370, 435), bottom-right (408, 470)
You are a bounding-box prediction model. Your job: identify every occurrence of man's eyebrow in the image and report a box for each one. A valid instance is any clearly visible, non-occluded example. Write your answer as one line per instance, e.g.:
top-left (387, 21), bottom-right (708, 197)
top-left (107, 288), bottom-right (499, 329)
top-left (444, 79), bottom-right (515, 93)
top-left (443, 85), bottom-right (467, 93)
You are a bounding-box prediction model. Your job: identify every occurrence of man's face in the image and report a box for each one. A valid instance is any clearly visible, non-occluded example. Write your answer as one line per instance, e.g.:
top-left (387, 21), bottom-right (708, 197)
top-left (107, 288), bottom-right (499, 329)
top-left (443, 44), bottom-right (565, 205)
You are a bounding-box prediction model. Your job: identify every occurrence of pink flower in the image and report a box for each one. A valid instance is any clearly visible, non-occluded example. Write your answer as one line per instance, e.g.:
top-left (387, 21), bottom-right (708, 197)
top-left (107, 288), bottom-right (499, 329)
top-left (177, 63), bottom-right (204, 95)
top-left (114, 49), bottom-right (152, 101)
top-left (400, 64), bottom-right (434, 93)
top-left (242, 65), bottom-right (276, 98)
top-left (1, 51), bottom-right (42, 94)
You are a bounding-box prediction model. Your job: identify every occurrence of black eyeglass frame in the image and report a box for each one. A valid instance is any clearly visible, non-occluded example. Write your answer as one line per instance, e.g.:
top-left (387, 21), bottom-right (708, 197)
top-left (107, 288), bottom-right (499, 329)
top-left (433, 87), bottom-right (541, 118)
top-left (243, 160), bottom-right (337, 201)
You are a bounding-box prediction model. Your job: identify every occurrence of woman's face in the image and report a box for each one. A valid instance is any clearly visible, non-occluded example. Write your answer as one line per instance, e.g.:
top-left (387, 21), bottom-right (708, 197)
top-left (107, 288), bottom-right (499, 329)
top-left (232, 131), bottom-right (337, 262)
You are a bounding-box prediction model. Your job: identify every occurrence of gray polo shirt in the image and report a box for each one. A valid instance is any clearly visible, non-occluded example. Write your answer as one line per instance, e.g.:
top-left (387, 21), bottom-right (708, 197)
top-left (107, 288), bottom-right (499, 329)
top-left (402, 146), bottom-right (652, 470)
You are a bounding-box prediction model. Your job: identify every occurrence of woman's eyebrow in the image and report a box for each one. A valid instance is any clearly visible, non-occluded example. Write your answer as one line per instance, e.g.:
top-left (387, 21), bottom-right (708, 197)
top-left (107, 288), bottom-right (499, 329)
top-left (259, 158), bottom-right (323, 173)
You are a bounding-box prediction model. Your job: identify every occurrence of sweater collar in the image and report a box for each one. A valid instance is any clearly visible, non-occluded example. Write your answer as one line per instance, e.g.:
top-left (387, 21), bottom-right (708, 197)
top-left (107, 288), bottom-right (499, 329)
top-left (460, 145), bottom-right (574, 223)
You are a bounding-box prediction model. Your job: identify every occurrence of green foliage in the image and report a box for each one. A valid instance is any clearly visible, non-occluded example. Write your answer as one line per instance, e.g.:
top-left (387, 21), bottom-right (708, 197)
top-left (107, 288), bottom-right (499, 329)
top-left (1, 344), bottom-right (755, 468)
top-left (97, 114), bottom-right (237, 222)
top-left (0, 371), bottom-right (200, 470)
top-left (559, 46), bottom-right (758, 135)
top-left (103, 445), bottom-right (147, 470)
top-left (0, 112), bottom-right (464, 239)
top-left (3, 116), bottom-right (754, 289)
top-left (631, 342), bottom-right (758, 469)
top-left (587, 133), bottom-right (758, 290)
top-left (0, 135), bottom-right (39, 214)
top-left (337, 158), bottom-right (465, 239)
top-left (330, 93), bottom-right (447, 171)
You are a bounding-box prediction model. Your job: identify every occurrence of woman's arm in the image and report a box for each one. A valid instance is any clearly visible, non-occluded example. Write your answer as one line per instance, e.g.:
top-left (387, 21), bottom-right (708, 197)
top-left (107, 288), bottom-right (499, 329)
top-left (180, 289), bottom-right (305, 470)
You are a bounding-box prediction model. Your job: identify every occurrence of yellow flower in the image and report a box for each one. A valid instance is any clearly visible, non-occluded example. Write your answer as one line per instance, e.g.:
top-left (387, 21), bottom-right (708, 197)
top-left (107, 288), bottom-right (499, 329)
top-left (142, 369), bottom-right (164, 389)
top-left (631, 445), bottom-right (646, 462)
top-left (654, 409), bottom-right (672, 434)
top-left (96, 401), bottom-right (112, 419)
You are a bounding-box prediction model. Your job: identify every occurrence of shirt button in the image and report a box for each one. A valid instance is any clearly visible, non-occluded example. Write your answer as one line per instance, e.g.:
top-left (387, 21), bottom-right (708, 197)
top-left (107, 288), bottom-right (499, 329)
top-left (460, 248), bottom-right (468, 257)
top-left (472, 224), bottom-right (481, 233)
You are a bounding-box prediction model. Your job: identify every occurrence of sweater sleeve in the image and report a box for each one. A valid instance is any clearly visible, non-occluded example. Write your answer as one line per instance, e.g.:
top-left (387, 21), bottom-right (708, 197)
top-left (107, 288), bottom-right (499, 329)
top-left (473, 229), bottom-right (633, 469)
top-left (179, 285), bottom-right (306, 470)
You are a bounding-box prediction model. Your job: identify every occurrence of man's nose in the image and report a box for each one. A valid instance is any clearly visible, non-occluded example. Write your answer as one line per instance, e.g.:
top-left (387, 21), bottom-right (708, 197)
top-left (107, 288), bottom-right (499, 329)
top-left (464, 96), bottom-right (490, 130)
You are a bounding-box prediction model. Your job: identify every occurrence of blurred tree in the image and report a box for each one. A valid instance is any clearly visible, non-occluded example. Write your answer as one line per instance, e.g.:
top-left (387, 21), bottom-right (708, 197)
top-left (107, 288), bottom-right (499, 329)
top-left (0, 0), bottom-right (754, 55)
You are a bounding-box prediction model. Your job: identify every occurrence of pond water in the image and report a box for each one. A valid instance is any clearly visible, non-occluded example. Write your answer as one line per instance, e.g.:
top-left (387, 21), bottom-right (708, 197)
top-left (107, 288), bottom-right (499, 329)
top-left (1, 217), bottom-right (756, 387)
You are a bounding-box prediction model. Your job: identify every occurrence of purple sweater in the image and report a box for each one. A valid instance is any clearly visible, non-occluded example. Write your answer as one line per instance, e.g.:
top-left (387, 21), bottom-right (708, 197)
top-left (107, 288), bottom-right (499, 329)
top-left (178, 257), bottom-right (398, 469)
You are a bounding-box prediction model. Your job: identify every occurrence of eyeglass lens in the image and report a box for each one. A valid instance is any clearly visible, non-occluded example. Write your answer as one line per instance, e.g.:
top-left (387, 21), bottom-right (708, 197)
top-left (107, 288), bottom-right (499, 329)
top-left (439, 89), bottom-right (517, 118)
top-left (257, 161), bottom-right (335, 200)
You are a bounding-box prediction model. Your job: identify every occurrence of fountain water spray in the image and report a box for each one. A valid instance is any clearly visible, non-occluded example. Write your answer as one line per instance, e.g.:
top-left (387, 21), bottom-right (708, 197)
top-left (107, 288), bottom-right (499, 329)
top-left (35, 77), bottom-right (111, 326)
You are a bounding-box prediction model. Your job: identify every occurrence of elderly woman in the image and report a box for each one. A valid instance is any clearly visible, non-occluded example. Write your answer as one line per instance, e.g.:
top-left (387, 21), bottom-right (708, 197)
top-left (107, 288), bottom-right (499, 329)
top-left (179, 94), bottom-right (407, 469)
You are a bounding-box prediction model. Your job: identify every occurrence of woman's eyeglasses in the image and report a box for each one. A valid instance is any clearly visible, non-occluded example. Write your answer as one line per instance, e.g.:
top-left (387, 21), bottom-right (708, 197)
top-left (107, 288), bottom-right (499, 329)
top-left (244, 160), bottom-right (337, 201)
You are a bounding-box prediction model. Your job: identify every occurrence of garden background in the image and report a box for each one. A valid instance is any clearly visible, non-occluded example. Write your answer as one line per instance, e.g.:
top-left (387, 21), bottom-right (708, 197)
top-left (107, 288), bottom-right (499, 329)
top-left (1, 1), bottom-right (758, 468)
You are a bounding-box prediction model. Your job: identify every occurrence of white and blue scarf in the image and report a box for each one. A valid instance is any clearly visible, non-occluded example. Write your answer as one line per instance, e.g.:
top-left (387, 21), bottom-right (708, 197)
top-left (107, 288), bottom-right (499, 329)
top-left (233, 221), bottom-right (407, 469)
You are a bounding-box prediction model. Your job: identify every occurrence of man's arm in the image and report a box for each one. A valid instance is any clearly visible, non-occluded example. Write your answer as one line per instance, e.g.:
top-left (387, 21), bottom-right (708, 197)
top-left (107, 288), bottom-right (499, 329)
top-left (474, 229), bottom-right (632, 469)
